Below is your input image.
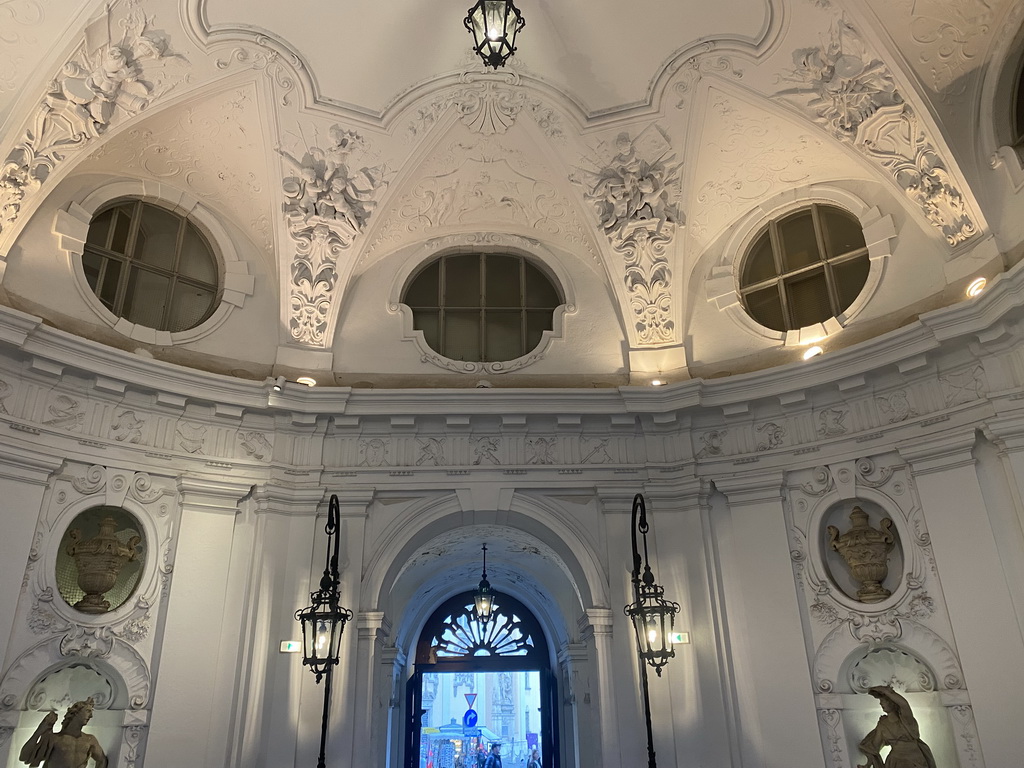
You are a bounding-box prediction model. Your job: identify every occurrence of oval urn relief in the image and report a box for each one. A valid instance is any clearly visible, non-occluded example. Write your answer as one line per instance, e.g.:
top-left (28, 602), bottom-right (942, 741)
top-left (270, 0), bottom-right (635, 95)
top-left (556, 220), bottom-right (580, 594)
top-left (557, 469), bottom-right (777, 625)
top-left (57, 506), bottom-right (145, 615)
top-left (827, 506), bottom-right (895, 603)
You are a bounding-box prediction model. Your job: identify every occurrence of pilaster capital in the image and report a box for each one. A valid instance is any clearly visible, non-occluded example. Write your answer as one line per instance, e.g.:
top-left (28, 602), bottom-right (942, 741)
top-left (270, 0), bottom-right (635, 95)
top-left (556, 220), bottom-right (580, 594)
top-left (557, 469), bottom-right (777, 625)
top-left (711, 470), bottom-right (785, 506)
top-left (176, 475), bottom-right (253, 515)
top-left (357, 610), bottom-right (391, 641)
top-left (980, 414), bottom-right (1024, 453)
top-left (582, 607), bottom-right (615, 637)
top-left (897, 429), bottom-right (977, 474)
top-left (251, 483), bottom-right (327, 515)
top-left (330, 487), bottom-right (376, 518)
top-left (0, 441), bottom-right (63, 485)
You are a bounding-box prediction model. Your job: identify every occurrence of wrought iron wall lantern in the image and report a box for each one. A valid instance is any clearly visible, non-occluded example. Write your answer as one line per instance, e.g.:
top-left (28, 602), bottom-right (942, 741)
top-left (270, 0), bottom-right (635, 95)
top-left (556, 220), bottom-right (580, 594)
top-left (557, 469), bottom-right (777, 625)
top-left (464, 0), bottom-right (525, 69)
top-left (295, 493), bottom-right (353, 768)
top-left (473, 542), bottom-right (495, 622)
top-left (624, 493), bottom-right (680, 768)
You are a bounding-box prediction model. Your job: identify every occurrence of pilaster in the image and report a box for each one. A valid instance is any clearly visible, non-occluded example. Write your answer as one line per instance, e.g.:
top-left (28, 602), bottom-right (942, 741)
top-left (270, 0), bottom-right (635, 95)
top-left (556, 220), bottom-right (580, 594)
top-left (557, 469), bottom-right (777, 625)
top-left (899, 430), bottom-right (1024, 767)
top-left (711, 471), bottom-right (822, 768)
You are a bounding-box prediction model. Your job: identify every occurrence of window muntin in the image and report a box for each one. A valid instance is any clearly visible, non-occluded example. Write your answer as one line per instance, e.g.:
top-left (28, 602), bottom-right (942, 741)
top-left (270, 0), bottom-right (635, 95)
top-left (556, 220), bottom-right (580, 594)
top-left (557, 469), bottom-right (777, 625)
top-left (739, 205), bottom-right (869, 332)
top-left (1015, 53), bottom-right (1024, 146)
top-left (404, 253), bottom-right (561, 363)
top-left (82, 201), bottom-right (220, 332)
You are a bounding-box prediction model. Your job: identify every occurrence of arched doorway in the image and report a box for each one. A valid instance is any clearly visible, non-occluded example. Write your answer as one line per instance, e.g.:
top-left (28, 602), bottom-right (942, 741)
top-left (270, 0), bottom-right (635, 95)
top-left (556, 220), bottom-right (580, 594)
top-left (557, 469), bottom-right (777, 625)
top-left (406, 590), bottom-right (557, 768)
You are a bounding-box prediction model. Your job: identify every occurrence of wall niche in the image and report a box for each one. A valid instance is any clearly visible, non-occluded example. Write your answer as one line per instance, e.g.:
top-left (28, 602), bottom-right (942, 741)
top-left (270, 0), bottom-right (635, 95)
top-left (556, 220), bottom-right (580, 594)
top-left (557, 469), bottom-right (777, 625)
top-left (55, 506), bottom-right (145, 615)
top-left (820, 500), bottom-right (904, 607)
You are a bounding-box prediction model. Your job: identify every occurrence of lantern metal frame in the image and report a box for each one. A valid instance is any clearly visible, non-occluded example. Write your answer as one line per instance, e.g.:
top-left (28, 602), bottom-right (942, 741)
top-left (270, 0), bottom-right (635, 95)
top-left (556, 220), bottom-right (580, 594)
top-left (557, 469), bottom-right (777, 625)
top-left (473, 542), bottom-right (495, 623)
top-left (464, 0), bottom-right (526, 70)
top-left (295, 493), bottom-right (353, 768)
top-left (624, 493), bottom-right (680, 768)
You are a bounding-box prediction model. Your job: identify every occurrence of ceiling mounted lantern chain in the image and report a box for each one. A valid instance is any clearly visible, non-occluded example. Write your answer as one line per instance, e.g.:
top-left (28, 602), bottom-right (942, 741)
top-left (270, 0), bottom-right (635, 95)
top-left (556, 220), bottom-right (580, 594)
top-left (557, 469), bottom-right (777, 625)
top-left (464, 0), bottom-right (525, 70)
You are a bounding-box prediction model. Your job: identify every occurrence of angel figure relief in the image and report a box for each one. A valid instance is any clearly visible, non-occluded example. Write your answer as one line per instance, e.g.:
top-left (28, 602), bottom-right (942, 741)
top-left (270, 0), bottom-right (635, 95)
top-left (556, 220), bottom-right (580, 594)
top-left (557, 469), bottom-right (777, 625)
top-left (0, 5), bottom-right (180, 237)
top-left (277, 126), bottom-right (388, 246)
top-left (572, 125), bottom-right (683, 243)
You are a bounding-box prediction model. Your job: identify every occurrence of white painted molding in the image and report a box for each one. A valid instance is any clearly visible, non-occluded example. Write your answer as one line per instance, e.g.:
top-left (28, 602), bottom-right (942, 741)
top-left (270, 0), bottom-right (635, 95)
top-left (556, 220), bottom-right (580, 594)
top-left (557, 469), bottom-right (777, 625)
top-left (52, 179), bottom-right (255, 346)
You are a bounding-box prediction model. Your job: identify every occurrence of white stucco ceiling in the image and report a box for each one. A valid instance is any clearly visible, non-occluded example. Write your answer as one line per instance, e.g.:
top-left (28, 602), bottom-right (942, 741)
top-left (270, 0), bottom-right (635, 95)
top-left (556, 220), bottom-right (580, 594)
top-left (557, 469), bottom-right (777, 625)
top-left (202, 0), bottom-right (772, 115)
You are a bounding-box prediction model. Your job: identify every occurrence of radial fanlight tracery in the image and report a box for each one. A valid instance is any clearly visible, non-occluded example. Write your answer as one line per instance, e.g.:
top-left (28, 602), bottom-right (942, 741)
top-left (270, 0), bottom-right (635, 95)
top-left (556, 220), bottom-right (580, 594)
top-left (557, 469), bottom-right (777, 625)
top-left (433, 601), bottom-right (535, 657)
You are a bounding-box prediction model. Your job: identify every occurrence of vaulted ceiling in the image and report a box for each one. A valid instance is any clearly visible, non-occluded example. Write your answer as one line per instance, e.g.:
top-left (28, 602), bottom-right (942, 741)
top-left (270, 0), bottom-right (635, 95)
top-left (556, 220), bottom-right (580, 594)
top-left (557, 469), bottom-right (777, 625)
top-left (0, 0), bottom-right (1020, 387)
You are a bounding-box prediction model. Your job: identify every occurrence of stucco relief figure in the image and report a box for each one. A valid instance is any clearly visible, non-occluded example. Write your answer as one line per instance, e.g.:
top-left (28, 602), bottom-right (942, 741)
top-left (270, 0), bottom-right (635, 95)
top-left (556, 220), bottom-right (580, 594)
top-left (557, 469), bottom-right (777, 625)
top-left (578, 129), bottom-right (682, 241)
top-left (20, 698), bottom-right (108, 768)
top-left (858, 686), bottom-right (936, 768)
top-left (780, 20), bottom-right (901, 137)
top-left (277, 126), bottom-right (385, 242)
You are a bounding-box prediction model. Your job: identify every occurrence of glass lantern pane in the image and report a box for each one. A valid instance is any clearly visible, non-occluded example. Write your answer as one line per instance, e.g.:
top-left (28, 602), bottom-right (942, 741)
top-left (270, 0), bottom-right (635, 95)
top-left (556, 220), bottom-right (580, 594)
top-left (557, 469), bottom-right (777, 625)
top-left (484, 1), bottom-right (506, 38)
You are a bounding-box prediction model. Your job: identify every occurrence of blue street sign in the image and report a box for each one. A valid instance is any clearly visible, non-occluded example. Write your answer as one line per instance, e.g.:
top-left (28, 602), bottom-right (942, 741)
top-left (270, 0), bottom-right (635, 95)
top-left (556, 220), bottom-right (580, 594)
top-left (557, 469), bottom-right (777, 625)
top-left (462, 709), bottom-right (479, 728)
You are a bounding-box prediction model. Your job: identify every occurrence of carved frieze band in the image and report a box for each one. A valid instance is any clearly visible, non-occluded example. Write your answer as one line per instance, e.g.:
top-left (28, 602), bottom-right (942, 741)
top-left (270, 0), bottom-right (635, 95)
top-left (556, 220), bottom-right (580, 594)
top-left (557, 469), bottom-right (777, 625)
top-left (277, 127), bottom-right (388, 346)
top-left (778, 20), bottom-right (978, 246)
top-left (0, 2), bottom-right (187, 242)
top-left (573, 126), bottom-right (683, 346)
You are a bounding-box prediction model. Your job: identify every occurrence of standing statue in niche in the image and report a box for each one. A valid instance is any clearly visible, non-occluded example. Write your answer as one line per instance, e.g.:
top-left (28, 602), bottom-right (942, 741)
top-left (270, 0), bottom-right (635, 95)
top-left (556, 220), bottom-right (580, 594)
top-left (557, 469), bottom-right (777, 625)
top-left (19, 698), bottom-right (107, 768)
top-left (858, 686), bottom-right (936, 768)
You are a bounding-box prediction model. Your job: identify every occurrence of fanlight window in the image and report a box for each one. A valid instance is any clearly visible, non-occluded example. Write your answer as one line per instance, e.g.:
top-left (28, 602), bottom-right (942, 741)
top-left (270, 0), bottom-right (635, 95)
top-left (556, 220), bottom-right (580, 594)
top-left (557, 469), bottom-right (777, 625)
top-left (416, 591), bottom-right (548, 666)
top-left (432, 601), bottom-right (535, 658)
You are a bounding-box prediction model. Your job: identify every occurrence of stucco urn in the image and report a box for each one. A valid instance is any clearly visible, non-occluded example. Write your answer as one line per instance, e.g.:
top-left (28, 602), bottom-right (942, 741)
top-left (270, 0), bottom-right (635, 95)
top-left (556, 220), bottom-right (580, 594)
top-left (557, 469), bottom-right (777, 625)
top-left (827, 506), bottom-right (895, 603)
top-left (66, 516), bottom-right (141, 614)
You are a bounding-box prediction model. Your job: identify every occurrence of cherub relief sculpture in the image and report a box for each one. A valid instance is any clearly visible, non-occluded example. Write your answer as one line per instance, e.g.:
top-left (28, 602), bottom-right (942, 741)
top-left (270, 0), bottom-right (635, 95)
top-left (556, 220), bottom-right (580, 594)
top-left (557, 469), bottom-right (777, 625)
top-left (858, 686), bottom-right (936, 768)
top-left (277, 126), bottom-right (386, 245)
top-left (576, 128), bottom-right (682, 242)
top-left (19, 698), bottom-right (108, 768)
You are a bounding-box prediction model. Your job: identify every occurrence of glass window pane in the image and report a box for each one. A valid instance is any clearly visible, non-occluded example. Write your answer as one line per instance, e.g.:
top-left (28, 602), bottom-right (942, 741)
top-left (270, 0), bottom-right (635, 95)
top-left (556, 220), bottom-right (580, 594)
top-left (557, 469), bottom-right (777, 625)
top-left (778, 210), bottom-right (820, 271)
top-left (785, 268), bottom-right (831, 328)
top-left (526, 310), bottom-right (552, 351)
top-left (485, 310), bottom-right (522, 361)
top-left (742, 231), bottom-right (777, 286)
top-left (110, 205), bottom-right (135, 254)
top-left (98, 259), bottom-right (122, 311)
top-left (86, 209), bottom-right (114, 248)
top-left (178, 226), bottom-right (217, 284)
top-left (524, 262), bottom-right (559, 308)
top-left (832, 255), bottom-right (871, 312)
top-left (745, 285), bottom-right (786, 332)
top-left (82, 250), bottom-right (104, 290)
top-left (485, 255), bottom-right (521, 308)
top-left (167, 283), bottom-right (216, 332)
top-left (444, 310), bottom-right (481, 361)
top-left (821, 207), bottom-right (866, 259)
top-left (1016, 59), bottom-right (1024, 143)
top-left (444, 254), bottom-right (481, 308)
top-left (134, 204), bottom-right (180, 270)
top-left (122, 268), bottom-right (170, 329)
top-left (413, 310), bottom-right (439, 349)
top-left (405, 262), bottom-right (440, 308)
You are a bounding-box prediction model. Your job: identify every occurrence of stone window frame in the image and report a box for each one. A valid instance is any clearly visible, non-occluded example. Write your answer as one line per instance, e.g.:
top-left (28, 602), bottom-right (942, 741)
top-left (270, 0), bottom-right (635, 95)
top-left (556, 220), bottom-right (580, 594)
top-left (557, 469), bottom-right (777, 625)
top-left (706, 186), bottom-right (896, 347)
top-left (389, 234), bottom-right (577, 374)
top-left (53, 180), bottom-right (254, 345)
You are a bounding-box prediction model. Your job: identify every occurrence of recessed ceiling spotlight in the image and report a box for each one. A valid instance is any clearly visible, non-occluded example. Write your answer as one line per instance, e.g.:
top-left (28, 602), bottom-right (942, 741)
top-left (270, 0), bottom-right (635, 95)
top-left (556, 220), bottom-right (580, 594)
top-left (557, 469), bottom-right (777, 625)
top-left (966, 277), bottom-right (987, 298)
top-left (296, 376), bottom-right (317, 387)
top-left (802, 346), bottom-right (823, 361)
top-left (651, 379), bottom-right (665, 386)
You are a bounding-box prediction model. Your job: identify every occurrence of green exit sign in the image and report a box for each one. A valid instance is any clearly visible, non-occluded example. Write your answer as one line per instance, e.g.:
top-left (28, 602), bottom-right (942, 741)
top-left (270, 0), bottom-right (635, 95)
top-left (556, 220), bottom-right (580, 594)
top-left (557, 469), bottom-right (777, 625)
top-left (280, 640), bottom-right (301, 653)
top-left (669, 632), bottom-right (690, 645)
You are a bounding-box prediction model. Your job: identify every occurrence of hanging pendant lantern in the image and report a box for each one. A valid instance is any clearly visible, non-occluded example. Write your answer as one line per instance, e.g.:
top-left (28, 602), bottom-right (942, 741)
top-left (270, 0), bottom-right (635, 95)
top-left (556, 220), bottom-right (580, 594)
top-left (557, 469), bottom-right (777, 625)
top-left (473, 543), bottom-right (495, 622)
top-left (464, 0), bottom-right (525, 70)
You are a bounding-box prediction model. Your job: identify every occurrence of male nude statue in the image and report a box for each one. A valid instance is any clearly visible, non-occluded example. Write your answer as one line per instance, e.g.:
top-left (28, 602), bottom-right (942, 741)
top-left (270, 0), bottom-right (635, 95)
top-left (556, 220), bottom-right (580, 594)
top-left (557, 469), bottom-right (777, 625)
top-left (19, 698), bottom-right (107, 768)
